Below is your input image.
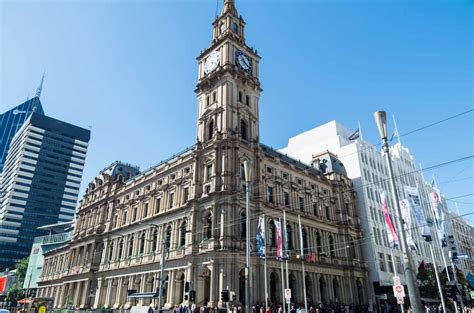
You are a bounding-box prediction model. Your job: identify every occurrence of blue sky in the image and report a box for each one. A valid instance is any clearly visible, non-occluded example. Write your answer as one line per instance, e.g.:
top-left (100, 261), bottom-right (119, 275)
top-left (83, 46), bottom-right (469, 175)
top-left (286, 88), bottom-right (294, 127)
top-left (1, 0), bottom-right (472, 224)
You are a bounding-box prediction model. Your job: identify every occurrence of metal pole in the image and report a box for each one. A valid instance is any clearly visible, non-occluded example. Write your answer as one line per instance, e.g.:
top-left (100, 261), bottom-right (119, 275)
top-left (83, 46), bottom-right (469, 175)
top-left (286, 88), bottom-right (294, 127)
top-left (283, 209), bottom-right (289, 309)
top-left (158, 227), bottom-right (166, 312)
top-left (280, 259), bottom-right (286, 313)
top-left (298, 215), bottom-right (308, 313)
top-left (428, 244), bottom-right (447, 312)
top-left (263, 214), bottom-right (269, 312)
top-left (245, 160), bottom-right (251, 313)
top-left (449, 253), bottom-right (465, 312)
top-left (390, 250), bottom-right (405, 313)
top-left (381, 136), bottom-right (422, 313)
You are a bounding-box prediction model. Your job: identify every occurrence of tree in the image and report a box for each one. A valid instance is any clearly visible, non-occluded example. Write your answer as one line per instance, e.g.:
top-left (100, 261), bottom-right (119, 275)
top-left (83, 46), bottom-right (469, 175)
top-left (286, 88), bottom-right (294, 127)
top-left (15, 257), bottom-right (29, 284)
top-left (5, 257), bottom-right (30, 303)
top-left (417, 263), bottom-right (440, 299)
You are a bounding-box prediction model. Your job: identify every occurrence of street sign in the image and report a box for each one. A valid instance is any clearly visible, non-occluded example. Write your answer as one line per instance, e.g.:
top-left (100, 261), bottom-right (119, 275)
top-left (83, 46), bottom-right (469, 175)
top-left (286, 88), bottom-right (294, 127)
top-left (392, 276), bottom-right (400, 285)
top-left (393, 284), bottom-right (405, 298)
top-left (397, 296), bottom-right (404, 305)
top-left (285, 288), bottom-right (291, 303)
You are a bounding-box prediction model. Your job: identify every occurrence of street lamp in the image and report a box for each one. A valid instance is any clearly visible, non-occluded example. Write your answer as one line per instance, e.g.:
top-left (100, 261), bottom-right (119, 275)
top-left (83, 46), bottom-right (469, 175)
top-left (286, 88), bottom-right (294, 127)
top-left (374, 111), bottom-right (422, 313)
top-left (140, 222), bottom-right (167, 312)
top-left (243, 160), bottom-right (251, 313)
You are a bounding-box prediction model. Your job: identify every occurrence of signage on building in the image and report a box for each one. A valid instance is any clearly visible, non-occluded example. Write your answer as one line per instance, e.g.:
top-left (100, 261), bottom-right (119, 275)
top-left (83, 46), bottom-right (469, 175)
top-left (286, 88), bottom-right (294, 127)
top-left (393, 284), bottom-right (405, 298)
top-left (0, 276), bottom-right (6, 293)
top-left (305, 253), bottom-right (317, 263)
top-left (285, 288), bottom-right (291, 303)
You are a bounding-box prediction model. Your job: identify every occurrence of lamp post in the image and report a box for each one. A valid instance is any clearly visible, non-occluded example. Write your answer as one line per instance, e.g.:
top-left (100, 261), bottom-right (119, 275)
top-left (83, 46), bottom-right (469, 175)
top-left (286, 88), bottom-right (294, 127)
top-left (374, 111), bottom-right (422, 313)
top-left (243, 160), bottom-right (251, 313)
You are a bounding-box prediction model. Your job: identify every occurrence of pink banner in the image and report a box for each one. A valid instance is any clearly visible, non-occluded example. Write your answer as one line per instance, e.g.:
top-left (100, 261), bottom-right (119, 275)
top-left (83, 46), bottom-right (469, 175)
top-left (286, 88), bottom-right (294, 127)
top-left (274, 219), bottom-right (283, 260)
top-left (381, 191), bottom-right (399, 248)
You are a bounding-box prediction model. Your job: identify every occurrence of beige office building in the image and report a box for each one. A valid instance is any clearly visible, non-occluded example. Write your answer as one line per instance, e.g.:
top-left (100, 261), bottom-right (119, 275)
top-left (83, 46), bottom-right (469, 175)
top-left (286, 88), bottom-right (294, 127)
top-left (36, 0), bottom-right (368, 309)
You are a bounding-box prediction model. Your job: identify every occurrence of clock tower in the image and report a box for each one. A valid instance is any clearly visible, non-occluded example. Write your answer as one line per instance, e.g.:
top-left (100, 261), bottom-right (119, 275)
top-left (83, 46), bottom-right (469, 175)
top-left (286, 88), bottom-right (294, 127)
top-left (195, 0), bottom-right (261, 145)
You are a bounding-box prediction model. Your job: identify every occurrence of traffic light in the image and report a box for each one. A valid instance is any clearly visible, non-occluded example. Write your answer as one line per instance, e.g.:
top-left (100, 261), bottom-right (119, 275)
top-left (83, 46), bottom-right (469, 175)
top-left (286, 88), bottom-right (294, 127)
top-left (221, 290), bottom-right (230, 302)
top-left (185, 282), bottom-right (190, 292)
top-left (184, 295), bottom-right (188, 301)
top-left (189, 290), bottom-right (196, 302)
top-left (446, 283), bottom-right (459, 299)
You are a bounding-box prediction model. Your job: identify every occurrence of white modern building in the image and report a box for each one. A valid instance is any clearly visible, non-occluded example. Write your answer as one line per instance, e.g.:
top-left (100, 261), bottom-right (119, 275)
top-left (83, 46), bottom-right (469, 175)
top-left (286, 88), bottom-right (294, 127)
top-left (281, 120), bottom-right (454, 303)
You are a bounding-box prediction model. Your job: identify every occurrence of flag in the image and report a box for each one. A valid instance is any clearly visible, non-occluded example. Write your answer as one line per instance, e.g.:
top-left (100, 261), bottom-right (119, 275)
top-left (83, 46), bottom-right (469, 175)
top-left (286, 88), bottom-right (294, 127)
top-left (418, 261), bottom-right (425, 273)
top-left (256, 216), bottom-right (266, 259)
top-left (274, 219), bottom-right (283, 260)
top-left (348, 129), bottom-right (360, 141)
top-left (381, 191), bottom-right (399, 248)
top-left (405, 186), bottom-right (432, 241)
top-left (400, 199), bottom-right (418, 251)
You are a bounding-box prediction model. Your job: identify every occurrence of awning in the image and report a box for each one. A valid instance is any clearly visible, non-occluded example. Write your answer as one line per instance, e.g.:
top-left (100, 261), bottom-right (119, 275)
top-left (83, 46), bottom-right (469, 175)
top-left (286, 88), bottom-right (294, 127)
top-left (127, 292), bottom-right (158, 299)
top-left (18, 298), bottom-right (33, 304)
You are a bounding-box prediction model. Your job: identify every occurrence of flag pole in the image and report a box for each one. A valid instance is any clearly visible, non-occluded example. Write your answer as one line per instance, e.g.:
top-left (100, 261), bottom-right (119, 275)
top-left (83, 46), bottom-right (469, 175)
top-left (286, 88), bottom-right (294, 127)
top-left (358, 121), bottom-right (363, 140)
top-left (279, 217), bottom-right (286, 313)
top-left (298, 215), bottom-right (308, 313)
top-left (263, 214), bottom-right (269, 311)
top-left (283, 209), bottom-right (289, 309)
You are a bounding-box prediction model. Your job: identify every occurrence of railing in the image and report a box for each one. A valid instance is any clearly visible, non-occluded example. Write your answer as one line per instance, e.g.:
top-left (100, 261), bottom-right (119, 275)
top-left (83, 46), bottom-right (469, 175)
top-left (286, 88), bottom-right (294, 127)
top-left (34, 232), bottom-right (72, 244)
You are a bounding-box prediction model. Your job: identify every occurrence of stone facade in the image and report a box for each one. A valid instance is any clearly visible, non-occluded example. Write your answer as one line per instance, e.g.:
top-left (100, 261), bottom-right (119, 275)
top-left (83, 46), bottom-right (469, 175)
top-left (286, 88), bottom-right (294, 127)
top-left (37, 0), bottom-right (368, 309)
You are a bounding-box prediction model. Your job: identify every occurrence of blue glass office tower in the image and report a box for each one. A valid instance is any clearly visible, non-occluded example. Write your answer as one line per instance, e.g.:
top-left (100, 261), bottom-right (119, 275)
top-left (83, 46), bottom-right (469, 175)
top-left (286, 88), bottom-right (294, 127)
top-left (0, 112), bottom-right (90, 270)
top-left (0, 97), bottom-right (45, 173)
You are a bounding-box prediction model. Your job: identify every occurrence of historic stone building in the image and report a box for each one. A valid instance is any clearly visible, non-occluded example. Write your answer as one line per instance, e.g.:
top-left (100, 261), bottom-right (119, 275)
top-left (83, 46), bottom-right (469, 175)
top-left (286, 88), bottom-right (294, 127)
top-left (37, 0), bottom-right (368, 309)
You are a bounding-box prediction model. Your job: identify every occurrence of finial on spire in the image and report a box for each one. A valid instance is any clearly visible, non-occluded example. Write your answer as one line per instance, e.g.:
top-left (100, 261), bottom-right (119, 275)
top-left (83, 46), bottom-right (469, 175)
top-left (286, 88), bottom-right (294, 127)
top-left (35, 72), bottom-right (45, 98)
top-left (221, 0), bottom-right (237, 16)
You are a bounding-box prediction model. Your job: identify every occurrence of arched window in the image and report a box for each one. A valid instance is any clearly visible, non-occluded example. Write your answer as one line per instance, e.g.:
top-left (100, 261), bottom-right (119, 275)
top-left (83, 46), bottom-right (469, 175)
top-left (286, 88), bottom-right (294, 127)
top-left (302, 228), bottom-right (308, 252)
top-left (333, 278), bottom-right (340, 302)
top-left (286, 224), bottom-right (293, 250)
top-left (269, 220), bottom-right (276, 246)
top-left (180, 222), bottom-right (187, 247)
top-left (208, 120), bottom-right (214, 140)
top-left (240, 119), bottom-right (248, 141)
top-left (139, 233), bottom-right (145, 254)
top-left (240, 211), bottom-right (246, 240)
top-left (329, 235), bottom-right (335, 257)
top-left (316, 232), bottom-right (322, 254)
top-left (204, 213), bottom-right (212, 240)
top-left (152, 229), bottom-right (158, 252)
top-left (165, 226), bottom-right (172, 250)
top-left (118, 239), bottom-right (123, 259)
top-left (128, 235), bottom-right (134, 257)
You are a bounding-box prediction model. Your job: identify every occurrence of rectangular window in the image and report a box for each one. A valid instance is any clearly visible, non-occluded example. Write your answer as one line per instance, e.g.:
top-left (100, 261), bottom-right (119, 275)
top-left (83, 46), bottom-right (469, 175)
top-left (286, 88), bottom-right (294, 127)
top-left (206, 164), bottom-right (212, 181)
top-left (325, 205), bottom-right (330, 219)
top-left (284, 192), bottom-right (290, 208)
top-left (205, 185), bottom-right (211, 194)
top-left (378, 253), bottom-right (386, 272)
top-left (245, 95), bottom-right (250, 106)
top-left (155, 198), bottom-right (161, 214)
top-left (299, 197), bottom-right (304, 211)
top-left (387, 254), bottom-right (393, 273)
top-left (132, 207), bottom-right (138, 221)
top-left (143, 203), bottom-right (149, 218)
top-left (238, 91), bottom-right (243, 102)
top-left (123, 211), bottom-right (128, 225)
top-left (206, 96), bottom-right (210, 107)
top-left (169, 193), bottom-right (174, 209)
top-left (183, 187), bottom-right (189, 203)
top-left (395, 256), bottom-right (403, 274)
top-left (213, 91), bottom-right (217, 102)
top-left (267, 186), bottom-right (274, 203)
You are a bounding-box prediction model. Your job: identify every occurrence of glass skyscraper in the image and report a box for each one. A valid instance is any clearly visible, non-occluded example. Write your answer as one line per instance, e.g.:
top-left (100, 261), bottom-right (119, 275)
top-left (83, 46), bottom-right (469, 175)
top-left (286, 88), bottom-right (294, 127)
top-left (0, 97), bottom-right (45, 173)
top-left (0, 112), bottom-right (90, 270)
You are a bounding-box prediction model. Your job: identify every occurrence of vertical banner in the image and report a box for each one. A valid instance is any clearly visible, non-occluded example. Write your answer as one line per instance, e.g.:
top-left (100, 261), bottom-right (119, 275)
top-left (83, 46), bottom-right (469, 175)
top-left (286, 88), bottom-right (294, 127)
top-left (404, 186), bottom-right (431, 241)
top-left (257, 216), bottom-right (266, 259)
top-left (274, 219), bottom-right (283, 260)
top-left (430, 191), bottom-right (446, 246)
top-left (381, 191), bottom-right (399, 248)
top-left (400, 199), bottom-right (418, 251)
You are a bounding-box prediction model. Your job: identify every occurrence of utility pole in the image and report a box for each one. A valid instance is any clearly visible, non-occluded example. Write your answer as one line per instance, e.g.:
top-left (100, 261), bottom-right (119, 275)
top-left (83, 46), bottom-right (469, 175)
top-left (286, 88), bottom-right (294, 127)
top-left (374, 111), bottom-right (422, 313)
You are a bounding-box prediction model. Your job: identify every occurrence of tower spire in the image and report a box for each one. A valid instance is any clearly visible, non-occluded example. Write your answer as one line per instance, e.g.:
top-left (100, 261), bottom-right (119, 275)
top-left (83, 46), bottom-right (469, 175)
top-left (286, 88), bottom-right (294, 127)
top-left (35, 72), bottom-right (45, 98)
top-left (221, 0), bottom-right (237, 16)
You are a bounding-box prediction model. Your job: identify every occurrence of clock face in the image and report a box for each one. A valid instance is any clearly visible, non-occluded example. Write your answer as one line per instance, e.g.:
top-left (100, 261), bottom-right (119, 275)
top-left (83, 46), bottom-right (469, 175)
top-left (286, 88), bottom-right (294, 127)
top-left (204, 50), bottom-right (220, 74)
top-left (235, 50), bottom-right (252, 73)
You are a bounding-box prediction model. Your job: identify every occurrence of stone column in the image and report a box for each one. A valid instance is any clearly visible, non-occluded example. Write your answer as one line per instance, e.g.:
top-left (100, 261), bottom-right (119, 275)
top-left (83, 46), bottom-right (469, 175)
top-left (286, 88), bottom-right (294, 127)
top-left (80, 280), bottom-right (90, 308)
top-left (114, 277), bottom-right (124, 309)
top-left (138, 274), bottom-right (147, 305)
top-left (93, 278), bottom-right (103, 309)
top-left (125, 276), bottom-right (134, 309)
top-left (104, 279), bottom-right (113, 308)
top-left (167, 270), bottom-right (176, 307)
